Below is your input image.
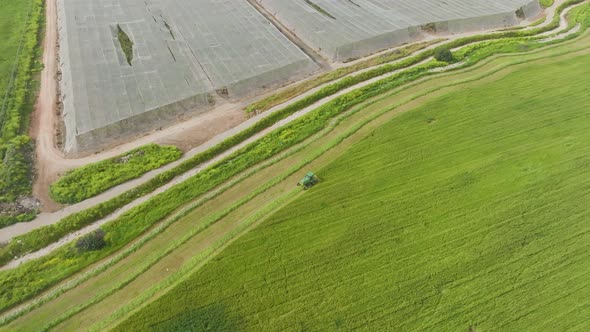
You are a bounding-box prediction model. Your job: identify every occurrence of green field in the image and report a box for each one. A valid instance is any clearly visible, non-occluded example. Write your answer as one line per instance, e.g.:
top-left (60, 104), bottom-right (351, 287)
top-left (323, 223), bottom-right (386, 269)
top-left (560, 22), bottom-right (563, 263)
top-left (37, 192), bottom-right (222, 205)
top-left (117, 49), bottom-right (590, 330)
top-left (0, 0), bottom-right (43, 227)
top-left (50, 144), bottom-right (183, 204)
top-left (0, 0), bottom-right (31, 95)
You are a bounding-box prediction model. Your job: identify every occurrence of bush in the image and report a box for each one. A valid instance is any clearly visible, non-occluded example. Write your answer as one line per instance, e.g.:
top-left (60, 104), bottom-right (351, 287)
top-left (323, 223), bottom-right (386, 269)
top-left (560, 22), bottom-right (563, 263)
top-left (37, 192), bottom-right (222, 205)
top-left (75, 229), bottom-right (106, 253)
top-left (434, 47), bottom-right (454, 62)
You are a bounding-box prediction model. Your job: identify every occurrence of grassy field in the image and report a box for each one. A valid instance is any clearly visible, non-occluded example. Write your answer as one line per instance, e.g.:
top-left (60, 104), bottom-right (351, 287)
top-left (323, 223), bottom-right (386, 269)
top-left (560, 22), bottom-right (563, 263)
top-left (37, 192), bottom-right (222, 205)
top-left (0, 0), bottom-right (43, 227)
top-left (0, 0), bottom-right (582, 268)
top-left (116, 46), bottom-right (590, 330)
top-left (2, 13), bottom-right (587, 332)
top-left (1, 2), bottom-right (589, 329)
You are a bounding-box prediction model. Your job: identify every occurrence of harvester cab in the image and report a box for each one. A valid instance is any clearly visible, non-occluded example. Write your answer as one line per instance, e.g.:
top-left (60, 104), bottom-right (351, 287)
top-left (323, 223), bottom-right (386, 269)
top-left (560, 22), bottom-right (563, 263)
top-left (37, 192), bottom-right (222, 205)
top-left (298, 172), bottom-right (319, 190)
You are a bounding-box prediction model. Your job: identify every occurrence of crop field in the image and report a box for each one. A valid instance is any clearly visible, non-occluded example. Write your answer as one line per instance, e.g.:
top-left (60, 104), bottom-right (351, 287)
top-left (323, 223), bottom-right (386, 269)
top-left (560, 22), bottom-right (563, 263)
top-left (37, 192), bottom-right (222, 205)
top-left (115, 42), bottom-right (590, 330)
top-left (0, 0), bottom-right (31, 95)
top-left (0, 0), bottom-right (43, 227)
top-left (2, 1), bottom-right (590, 331)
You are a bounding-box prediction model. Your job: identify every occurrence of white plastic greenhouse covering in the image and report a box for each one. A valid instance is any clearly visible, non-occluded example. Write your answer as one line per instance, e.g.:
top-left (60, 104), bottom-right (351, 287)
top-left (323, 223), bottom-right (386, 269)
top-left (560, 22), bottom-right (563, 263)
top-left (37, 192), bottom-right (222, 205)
top-left (256, 0), bottom-right (541, 61)
top-left (58, 0), bottom-right (541, 153)
top-left (58, 0), bottom-right (317, 153)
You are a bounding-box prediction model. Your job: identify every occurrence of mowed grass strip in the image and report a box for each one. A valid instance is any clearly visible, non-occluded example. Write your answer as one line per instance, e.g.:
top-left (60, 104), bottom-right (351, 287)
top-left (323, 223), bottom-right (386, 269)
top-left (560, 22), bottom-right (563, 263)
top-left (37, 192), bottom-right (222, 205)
top-left (50, 144), bottom-right (182, 204)
top-left (116, 53), bottom-right (590, 331)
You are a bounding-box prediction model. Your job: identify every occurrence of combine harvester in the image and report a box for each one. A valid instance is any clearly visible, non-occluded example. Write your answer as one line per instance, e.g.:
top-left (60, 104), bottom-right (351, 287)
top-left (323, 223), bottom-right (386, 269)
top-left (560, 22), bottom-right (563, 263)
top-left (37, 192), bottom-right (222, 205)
top-left (298, 172), bottom-right (319, 190)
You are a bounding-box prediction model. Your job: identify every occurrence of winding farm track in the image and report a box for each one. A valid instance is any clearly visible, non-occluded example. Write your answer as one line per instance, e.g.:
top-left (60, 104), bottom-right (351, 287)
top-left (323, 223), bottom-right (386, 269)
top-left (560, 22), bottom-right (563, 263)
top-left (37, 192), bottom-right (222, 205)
top-left (0, 0), bottom-right (576, 264)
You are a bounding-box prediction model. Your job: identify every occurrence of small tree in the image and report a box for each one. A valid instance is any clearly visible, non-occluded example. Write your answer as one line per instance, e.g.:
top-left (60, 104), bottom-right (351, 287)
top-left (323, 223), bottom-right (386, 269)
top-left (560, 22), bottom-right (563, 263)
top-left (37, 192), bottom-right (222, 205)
top-left (434, 47), bottom-right (454, 63)
top-left (76, 229), bottom-right (106, 253)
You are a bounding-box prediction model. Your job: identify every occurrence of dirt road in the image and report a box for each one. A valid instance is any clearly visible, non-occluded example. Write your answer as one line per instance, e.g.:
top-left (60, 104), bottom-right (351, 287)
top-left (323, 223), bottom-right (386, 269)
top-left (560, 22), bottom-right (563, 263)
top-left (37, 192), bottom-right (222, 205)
top-left (29, 0), bottom-right (60, 211)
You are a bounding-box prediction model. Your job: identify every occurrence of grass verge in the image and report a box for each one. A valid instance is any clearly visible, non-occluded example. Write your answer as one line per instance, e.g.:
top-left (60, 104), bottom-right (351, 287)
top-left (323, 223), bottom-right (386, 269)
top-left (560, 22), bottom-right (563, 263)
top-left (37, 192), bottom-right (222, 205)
top-left (50, 144), bottom-right (182, 204)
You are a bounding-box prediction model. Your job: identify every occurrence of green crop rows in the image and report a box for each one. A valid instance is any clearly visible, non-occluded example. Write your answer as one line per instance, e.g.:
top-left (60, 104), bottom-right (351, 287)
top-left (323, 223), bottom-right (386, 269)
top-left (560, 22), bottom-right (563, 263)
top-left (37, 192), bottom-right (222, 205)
top-left (50, 144), bottom-right (182, 204)
top-left (0, 0), bottom-right (44, 228)
top-left (117, 46), bottom-right (590, 331)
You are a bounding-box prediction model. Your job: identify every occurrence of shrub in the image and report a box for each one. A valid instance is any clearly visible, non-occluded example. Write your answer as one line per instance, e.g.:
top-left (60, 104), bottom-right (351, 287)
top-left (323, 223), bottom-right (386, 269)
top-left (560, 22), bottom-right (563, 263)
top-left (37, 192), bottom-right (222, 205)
top-left (75, 229), bottom-right (106, 253)
top-left (434, 47), bottom-right (454, 62)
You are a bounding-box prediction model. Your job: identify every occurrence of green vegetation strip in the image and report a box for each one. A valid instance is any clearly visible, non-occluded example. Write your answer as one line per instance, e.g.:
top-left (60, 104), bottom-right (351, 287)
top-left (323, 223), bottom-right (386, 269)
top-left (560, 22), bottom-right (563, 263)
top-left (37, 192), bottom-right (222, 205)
top-left (304, 0), bottom-right (336, 20)
top-left (50, 144), bottom-right (182, 204)
top-left (0, 0), bottom-right (44, 228)
top-left (117, 24), bottom-right (133, 66)
top-left (0, 0), bottom-right (587, 314)
top-left (117, 41), bottom-right (590, 331)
